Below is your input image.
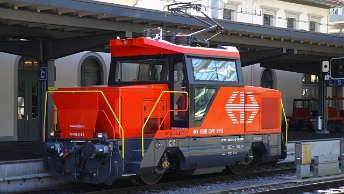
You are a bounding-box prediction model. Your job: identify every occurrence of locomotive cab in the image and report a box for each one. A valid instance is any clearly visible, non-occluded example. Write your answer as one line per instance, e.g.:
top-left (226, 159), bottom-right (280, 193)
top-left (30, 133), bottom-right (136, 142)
top-left (107, 50), bottom-right (243, 132)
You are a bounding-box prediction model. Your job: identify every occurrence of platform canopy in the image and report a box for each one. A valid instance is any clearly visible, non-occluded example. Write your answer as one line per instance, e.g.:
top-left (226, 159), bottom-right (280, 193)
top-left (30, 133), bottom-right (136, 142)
top-left (1, 0), bottom-right (344, 75)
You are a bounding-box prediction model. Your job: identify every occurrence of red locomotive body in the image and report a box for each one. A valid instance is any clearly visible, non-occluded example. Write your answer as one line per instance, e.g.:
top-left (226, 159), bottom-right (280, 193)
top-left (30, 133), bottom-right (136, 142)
top-left (36, 3), bottom-right (286, 185)
top-left (52, 84), bottom-right (171, 139)
top-left (37, 36), bottom-right (286, 185)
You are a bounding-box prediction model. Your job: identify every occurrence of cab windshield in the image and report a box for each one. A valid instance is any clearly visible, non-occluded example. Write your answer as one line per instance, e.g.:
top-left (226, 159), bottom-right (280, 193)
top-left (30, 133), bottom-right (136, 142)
top-left (190, 57), bottom-right (238, 82)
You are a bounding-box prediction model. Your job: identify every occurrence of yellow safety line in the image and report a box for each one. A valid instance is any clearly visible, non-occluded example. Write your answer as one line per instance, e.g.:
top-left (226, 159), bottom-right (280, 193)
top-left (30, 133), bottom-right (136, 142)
top-left (43, 92), bottom-right (48, 142)
top-left (54, 105), bottom-right (57, 131)
top-left (280, 99), bottom-right (288, 146)
top-left (119, 97), bottom-right (121, 134)
top-left (43, 90), bottom-right (125, 158)
top-left (141, 90), bottom-right (188, 157)
top-left (118, 96), bottom-right (123, 157)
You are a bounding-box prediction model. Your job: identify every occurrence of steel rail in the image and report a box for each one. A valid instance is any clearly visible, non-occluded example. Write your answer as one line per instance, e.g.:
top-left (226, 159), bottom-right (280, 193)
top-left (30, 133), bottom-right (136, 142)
top-left (229, 178), bottom-right (344, 194)
top-left (83, 163), bottom-right (296, 194)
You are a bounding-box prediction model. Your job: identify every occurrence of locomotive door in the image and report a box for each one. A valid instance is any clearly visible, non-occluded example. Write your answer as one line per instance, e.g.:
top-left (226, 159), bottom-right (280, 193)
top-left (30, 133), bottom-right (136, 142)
top-left (171, 57), bottom-right (188, 128)
top-left (17, 76), bottom-right (39, 140)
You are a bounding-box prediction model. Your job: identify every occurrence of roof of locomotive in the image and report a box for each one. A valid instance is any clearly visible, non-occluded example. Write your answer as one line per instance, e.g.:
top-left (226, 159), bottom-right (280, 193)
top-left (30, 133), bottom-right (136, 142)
top-left (109, 37), bottom-right (240, 59)
top-left (244, 85), bottom-right (280, 93)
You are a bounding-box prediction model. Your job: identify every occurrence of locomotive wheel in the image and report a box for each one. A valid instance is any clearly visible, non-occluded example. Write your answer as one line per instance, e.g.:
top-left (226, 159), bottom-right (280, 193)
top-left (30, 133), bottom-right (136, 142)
top-left (55, 157), bottom-right (65, 173)
top-left (227, 164), bottom-right (247, 175)
top-left (335, 121), bottom-right (343, 131)
top-left (96, 157), bottom-right (111, 183)
top-left (139, 173), bottom-right (163, 185)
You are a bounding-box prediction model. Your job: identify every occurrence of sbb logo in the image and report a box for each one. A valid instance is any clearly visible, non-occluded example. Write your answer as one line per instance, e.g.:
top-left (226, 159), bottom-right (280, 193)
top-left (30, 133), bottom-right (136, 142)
top-left (224, 92), bottom-right (260, 124)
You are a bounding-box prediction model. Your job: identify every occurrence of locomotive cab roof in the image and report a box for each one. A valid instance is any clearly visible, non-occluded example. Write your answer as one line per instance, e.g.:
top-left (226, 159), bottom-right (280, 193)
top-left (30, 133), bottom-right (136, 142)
top-left (109, 37), bottom-right (240, 58)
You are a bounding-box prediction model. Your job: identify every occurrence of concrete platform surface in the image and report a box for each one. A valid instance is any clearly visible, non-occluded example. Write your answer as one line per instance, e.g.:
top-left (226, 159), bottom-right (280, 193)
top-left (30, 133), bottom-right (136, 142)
top-left (0, 159), bottom-right (67, 193)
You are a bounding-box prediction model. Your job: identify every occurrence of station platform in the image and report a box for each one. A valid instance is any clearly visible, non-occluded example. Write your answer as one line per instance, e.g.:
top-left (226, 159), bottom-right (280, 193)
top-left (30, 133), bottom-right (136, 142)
top-left (0, 159), bottom-right (67, 193)
top-left (0, 141), bottom-right (41, 161)
top-left (0, 130), bottom-right (343, 193)
top-left (287, 130), bottom-right (344, 142)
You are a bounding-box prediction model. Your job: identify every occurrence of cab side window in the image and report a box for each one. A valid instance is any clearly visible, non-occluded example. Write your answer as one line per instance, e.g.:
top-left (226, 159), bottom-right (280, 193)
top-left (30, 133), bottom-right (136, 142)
top-left (114, 58), bottom-right (169, 82)
top-left (194, 87), bottom-right (216, 121)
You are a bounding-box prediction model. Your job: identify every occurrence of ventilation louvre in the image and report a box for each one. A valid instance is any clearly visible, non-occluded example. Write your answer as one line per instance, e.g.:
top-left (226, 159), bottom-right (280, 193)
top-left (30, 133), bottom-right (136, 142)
top-left (261, 98), bottom-right (279, 129)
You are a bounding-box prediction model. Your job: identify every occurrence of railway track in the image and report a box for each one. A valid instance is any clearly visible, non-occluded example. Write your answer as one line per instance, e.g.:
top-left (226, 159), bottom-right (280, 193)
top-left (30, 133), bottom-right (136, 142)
top-left (215, 178), bottom-right (344, 194)
top-left (83, 164), bottom-right (296, 194)
top-left (205, 174), bottom-right (344, 194)
top-left (17, 163), bottom-right (295, 194)
top-left (255, 179), bottom-right (344, 194)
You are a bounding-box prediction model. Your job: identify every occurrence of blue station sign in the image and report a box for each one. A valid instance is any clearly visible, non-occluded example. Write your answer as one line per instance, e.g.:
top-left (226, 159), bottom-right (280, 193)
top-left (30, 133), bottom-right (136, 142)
top-left (326, 79), bottom-right (344, 87)
top-left (38, 67), bottom-right (48, 81)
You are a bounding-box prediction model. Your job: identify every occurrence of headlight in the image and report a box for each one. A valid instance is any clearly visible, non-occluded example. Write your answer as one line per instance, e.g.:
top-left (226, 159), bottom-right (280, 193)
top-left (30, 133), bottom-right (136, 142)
top-left (93, 132), bottom-right (107, 140)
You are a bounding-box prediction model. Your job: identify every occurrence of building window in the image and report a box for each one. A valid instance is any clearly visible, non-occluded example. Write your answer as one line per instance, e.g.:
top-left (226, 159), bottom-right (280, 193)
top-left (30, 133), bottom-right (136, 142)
top-left (263, 14), bottom-right (272, 26)
top-left (303, 74), bottom-right (318, 83)
top-left (287, 18), bottom-right (295, 29)
top-left (261, 68), bottom-right (274, 89)
top-left (81, 56), bottom-right (103, 86)
top-left (330, 8), bottom-right (338, 15)
top-left (18, 57), bottom-right (38, 70)
top-left (285, 10), bottom-right (301, 30)
top-left (223, 1), bottom-right (240, 21)
top-left (302, 87), bottom-right (318, 99)
top-left (309, 21), bottom-right (316, 32)
top-left (261, 6), bottom-right (279, 27)
top-left (302, 74), bottom-right (318, 99)
top-left (223, 9), bottom-right (233, 20)
top-left (308, 14), bottom-right (322, 32)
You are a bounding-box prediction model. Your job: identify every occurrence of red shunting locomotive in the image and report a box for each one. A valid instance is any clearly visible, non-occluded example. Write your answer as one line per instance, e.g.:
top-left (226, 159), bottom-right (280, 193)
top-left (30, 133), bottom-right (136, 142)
top-left (36, 3), bottom-right (287, 185)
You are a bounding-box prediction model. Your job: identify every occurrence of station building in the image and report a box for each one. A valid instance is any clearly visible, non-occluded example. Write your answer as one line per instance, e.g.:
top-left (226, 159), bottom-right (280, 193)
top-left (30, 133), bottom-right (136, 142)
top-left (0, 0), bottom-right (343, 141)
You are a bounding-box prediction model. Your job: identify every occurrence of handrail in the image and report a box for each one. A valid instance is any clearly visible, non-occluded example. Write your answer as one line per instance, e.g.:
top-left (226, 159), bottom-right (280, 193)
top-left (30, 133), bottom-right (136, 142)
top-left (280, 99), bottom-right (288, 146)
top-left (141, 90), bottom-right (188, 157)
top-left (43, 90), bottom-right (125, 158)
top-left (158, 91), bottom-right (188, 130)
top-left (118, 97), bottom-right (121, 134)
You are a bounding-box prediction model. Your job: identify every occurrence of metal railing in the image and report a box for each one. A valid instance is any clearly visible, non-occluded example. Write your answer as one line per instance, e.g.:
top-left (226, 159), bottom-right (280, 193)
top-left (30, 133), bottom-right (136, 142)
top-left (281, 99), bottom-right (288, 146)
top-left (141, 91), bottom-right (188, 157)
